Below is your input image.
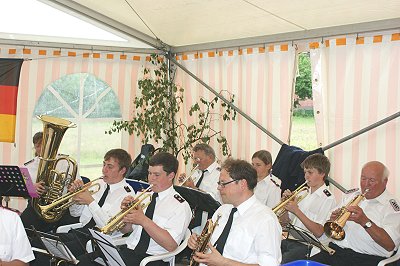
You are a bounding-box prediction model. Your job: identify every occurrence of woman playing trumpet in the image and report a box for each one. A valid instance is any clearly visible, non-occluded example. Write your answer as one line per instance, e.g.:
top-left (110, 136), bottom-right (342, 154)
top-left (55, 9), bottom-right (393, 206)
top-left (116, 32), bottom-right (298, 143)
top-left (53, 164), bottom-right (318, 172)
top-left (280, 154), bottom-right (336, 264)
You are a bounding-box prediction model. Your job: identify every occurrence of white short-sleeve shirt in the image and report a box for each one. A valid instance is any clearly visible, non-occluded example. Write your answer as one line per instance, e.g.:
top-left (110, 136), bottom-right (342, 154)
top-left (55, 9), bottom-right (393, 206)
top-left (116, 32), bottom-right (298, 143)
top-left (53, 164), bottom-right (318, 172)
top-left (0, 207), bottom-right (35, 263)
top-left (254, 174), bottom-right (281, 208)
top-left (192, 161), bottom-right (221, 203)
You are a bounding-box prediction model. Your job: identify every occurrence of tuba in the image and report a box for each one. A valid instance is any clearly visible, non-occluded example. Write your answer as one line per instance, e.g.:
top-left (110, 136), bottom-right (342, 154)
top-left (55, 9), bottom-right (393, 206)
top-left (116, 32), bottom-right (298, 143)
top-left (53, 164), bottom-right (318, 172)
top-left (324, 189), bottom-right (369, 240)
top-left (273, 181), bottom-right (309, 218)
top-left (99, 184), bottom-right (153, 235)
top-left (190, 214), bottom-right (221, 266)
top-left (32, 115), bottom-right (78, 222)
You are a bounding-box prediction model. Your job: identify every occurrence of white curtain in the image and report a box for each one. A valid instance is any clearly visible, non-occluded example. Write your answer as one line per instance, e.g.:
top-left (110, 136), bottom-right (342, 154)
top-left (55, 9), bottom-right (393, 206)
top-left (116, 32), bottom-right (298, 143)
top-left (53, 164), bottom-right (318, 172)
top-left (310, 33), bottom-right (400, 198)
top-left (175, 45), bottom-right (296, 166)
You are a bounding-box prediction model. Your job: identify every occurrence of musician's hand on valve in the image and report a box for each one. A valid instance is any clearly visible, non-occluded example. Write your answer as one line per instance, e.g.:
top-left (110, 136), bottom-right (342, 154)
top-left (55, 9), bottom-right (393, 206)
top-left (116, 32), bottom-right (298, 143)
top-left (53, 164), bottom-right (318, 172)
top-left (282, 189), bottom-right (292, 198)
top-left (193, 243), bottom-right (226, 266)
top-left (34, 181), bottom-right (46, 195)
top-left (329, 208), bottom-right (341, 221)
top-left (122, 208), bottom-right (146, 225)
top-left (68, 179), bottom-right (84, 192)
top-left (285, 200), bottom-right (300, 215)
top-left (73, 189), bottom-right (94, 205)
top-left (187, 233), bottom-right (199, 250)
top-left (121, 195), bottom-right (135, 209)
top-left (347, 205), bottom-right (368, 225)
top-left (178, 173), bottom-right (186, 183)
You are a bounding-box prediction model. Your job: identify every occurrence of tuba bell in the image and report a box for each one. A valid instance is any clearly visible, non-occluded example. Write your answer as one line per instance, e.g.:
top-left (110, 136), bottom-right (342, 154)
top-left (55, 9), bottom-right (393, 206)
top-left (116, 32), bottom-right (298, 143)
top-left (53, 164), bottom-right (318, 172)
top-left (324, 188), bottom-right (369, 240)
top-left (32, 115), bottom-right (78, 222)
top-left (273, 181), bottom-right (309, 218)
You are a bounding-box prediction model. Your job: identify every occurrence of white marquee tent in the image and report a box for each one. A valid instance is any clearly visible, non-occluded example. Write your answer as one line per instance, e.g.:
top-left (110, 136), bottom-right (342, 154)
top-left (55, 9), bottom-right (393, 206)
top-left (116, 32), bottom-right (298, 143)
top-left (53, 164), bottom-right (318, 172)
top-left (1, 0), bottom-right (399, 209)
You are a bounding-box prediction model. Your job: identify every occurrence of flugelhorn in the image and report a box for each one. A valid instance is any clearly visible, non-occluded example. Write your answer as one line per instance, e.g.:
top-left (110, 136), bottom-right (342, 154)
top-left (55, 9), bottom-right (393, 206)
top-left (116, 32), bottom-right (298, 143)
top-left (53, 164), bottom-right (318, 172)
top-left (190, 214), bottom-right (221, 266)
top-left (39, 177), bottom-right (102, 215)
top-left (324, 188), bottom-right (369, 240)
top-left (273, 181), bottom-right (309, 218)
top-left (99, 184), bottom-right (153, 235)
top-left (177, 160), bottom-right (200, 186)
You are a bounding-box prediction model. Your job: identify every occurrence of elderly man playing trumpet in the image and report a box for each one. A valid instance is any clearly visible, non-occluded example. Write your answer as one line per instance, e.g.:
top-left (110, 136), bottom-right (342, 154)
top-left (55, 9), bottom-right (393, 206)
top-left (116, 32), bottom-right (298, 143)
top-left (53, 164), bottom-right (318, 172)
top-left (311, 161), bottom-right (400, 266)
top-left (76, 152), bottom-right (192, 266)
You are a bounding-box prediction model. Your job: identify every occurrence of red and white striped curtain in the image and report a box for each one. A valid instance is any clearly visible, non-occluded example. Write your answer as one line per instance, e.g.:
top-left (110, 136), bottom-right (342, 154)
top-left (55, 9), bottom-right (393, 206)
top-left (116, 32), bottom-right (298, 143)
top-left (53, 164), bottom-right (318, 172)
top-left (175, 45), bottom-right (296, 166)
top-left (310, 32), bottom-right (400, 198)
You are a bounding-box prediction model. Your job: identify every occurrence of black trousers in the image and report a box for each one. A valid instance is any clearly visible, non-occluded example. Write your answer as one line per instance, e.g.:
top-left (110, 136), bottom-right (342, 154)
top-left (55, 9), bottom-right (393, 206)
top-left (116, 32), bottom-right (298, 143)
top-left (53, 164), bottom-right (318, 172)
top-left (76, 245), bottom-right (169, 266)
top-left (311, 242), bottom-right (392, 266)
top-left (281, 239), bottom-right (313, 264)
top-left (21, 202), bottom-right (79, 232)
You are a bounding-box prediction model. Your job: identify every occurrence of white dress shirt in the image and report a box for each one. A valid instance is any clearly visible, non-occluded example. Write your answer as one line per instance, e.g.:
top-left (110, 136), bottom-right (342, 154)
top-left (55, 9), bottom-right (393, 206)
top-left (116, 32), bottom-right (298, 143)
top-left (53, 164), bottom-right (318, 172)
top-left (69, 178), bottom-right (135, 229)
top-left (204, 195), bottom-right (282, 266)
top-left (126, 185), bottom-right (192, 258)
top-left (0, 207), bottom-right (35, 263)
top-left (333, 190), bottom-right (400, 257)
top-left (254, 174), bottom-right (281, 208)
top-left (192, 161), bottom-right (221, 203)
top-left (289, 184), bottom-right (336, 234)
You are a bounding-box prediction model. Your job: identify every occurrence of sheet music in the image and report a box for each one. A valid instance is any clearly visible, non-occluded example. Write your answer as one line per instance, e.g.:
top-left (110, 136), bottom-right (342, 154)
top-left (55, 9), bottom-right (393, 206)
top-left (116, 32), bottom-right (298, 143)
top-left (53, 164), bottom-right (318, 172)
top-left (41, 237), bottom-right (79, 264)
top-left (89, 229), bottom-right (126, 266)
top-left (20, 167), bottom-right (39, 198)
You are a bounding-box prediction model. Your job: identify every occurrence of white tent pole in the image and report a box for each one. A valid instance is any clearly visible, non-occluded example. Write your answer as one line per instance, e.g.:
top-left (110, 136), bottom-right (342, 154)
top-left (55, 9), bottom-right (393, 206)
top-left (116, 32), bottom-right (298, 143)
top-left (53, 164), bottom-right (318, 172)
top-left (322, 111), bottom-right (400, 151)
top-left (166, 53), bottom-right (285, 146)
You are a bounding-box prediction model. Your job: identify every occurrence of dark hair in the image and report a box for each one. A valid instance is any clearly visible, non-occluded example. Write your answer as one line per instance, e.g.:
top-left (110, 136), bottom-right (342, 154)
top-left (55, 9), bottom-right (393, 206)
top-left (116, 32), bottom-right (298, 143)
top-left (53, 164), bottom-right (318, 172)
top-left (104, 149), bottom-right (132, 171)
top-left (252, 150), bottom-right (272, 165)
top-left (301, 154), bottom-right (330, 178)
top-left (193, 143), bottom-right (216, 160)
top-left (222, 158), bottom-right (257, 190)
top-left (33, 132), bottom-right (43, 145)
top-left (149, 152), bottom-right (179, 175)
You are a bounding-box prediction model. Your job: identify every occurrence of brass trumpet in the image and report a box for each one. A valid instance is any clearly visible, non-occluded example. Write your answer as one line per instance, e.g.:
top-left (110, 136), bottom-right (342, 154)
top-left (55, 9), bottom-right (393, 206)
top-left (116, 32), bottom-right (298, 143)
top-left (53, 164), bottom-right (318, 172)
top-left (99, 184), bottom-right (153, 235)
top-left (190, 214), bottom-right (221, 266)
top-left (324, 189), bottom-right (369, 240)
top-left (39, 177), bottom-right (102, 215)
top-left (273, 181), bottom-right (309, 218)
top-left (177, 161), bottom-right (199, 186)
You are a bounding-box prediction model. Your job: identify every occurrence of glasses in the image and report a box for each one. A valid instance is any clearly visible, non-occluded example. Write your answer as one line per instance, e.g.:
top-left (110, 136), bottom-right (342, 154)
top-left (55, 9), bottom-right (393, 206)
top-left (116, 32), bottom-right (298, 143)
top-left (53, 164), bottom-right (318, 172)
top-left (217, 179), bottom-right (238, 188)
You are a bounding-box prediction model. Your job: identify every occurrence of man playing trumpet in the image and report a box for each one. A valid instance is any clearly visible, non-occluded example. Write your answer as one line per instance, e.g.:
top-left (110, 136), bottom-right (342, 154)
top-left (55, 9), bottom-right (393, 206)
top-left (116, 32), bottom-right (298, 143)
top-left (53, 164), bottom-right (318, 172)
top-left (280, 154), bottom-right (336, 263)
top-left (311, 161), bottom-right (400, 266)
top-left (77, 152), bottom-right (192, 266)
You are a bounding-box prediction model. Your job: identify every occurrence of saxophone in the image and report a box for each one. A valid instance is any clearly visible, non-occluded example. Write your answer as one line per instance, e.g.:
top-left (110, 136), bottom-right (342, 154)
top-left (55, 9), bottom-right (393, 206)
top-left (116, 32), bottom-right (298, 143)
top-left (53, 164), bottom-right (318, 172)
top-left (190, 214), bottom-right (221, 266)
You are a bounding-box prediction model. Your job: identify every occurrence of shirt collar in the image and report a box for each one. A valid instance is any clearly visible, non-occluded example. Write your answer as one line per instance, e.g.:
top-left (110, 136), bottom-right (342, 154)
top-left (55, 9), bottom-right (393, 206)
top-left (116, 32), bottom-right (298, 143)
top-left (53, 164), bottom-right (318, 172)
top-left (312, 184), bottom-right (329, 197)
top-left (108, 178), bottom-right (127, 193)
top-left (157, 185), bottom-right (174, 200)
top-left (235, 195), bottom-right (258, 216)
top-left (205, 161), bottom-right (219, 172)
top-left (367, 189), bottom-right (391, 205)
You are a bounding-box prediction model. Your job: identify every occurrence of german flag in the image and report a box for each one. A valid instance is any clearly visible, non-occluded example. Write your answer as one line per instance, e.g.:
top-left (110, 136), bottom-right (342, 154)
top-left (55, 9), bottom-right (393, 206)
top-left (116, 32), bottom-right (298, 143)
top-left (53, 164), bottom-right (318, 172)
top-left (0, 58), bottom-right (24, 143)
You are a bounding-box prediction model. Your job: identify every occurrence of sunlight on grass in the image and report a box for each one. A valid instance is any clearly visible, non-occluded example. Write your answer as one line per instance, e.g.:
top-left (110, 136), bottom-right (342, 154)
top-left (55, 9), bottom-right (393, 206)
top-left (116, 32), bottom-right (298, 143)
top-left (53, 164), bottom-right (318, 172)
top-left (290, 115), bottom-right (318, 151)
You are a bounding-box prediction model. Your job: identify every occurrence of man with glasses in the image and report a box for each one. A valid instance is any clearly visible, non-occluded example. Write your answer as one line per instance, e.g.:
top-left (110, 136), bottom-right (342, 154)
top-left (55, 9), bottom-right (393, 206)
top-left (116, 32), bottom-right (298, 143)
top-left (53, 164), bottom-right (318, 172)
top-left (188, 158), bottom-right (282, 266)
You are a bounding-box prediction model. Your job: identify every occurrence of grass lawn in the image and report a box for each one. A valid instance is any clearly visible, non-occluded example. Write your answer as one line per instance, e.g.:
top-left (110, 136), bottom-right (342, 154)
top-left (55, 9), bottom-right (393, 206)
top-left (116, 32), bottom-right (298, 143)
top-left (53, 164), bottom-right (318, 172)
top-left (290, 115), bottom-right (318, 151)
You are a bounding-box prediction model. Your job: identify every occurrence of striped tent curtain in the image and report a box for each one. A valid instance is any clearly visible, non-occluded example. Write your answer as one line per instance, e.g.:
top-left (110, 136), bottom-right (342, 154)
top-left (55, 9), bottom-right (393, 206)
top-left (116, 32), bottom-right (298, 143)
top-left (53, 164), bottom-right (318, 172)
top-left (0, 45), bottom-right (150, 209)
top-left (175, 44), bottom-right (296, 167)
top-left (310, 32), bottom-right (400, 198)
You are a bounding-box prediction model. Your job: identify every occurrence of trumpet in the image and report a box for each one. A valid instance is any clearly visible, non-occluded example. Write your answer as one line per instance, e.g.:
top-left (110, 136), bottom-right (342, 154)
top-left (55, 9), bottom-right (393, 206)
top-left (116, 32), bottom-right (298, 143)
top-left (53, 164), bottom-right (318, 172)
top-left (177, 162), bottom-right (199, 186)
top-left (273, 181), bottom-right (309, 218)
top-left (39, 177), bottom-right (102, 215)
top-left (190, 214), bottom-right (221, 266)
top-left (324, 189), bottom-right (369, 240)
top-left (99, 184), bottom-right (153, 235)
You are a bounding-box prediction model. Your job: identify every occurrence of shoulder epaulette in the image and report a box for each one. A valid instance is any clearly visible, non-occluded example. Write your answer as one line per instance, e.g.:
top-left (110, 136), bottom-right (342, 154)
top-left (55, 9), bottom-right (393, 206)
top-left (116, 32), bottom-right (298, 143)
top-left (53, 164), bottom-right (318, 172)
top-left (345, 188), bottom-right (359, 194)
top-left (174, 194), bottom-right (185, 203)
top-left (323, 189), bottom-right (332, 197)
top-left (389, 199), bottom-right (400, 212)
top-left (270, 178), bottom-right (280, 188)
top-left (24, 159), bottom-right (34, 166)
top-left (124, 186), bottom-right (132, 192)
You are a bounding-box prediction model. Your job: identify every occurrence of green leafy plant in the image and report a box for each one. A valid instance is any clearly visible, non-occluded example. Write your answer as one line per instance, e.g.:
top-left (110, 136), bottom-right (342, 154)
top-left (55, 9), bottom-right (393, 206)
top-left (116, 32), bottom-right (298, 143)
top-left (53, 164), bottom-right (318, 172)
top-left (107, 54), bottom-right (236, 163)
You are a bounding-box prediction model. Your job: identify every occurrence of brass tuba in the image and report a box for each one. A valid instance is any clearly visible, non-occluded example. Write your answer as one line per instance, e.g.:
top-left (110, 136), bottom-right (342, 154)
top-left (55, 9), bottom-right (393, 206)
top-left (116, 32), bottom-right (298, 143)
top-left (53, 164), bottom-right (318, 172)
top-left (32, 115), bottom-right (78, 222)
top-left (273, 181), bottom-right (309, 218)
top-left (324, 189), bottom-right (369, 240)
top-left (190, 214), bottom-right (221, 266)
top-left (99, 184), bottom-right (153, 235)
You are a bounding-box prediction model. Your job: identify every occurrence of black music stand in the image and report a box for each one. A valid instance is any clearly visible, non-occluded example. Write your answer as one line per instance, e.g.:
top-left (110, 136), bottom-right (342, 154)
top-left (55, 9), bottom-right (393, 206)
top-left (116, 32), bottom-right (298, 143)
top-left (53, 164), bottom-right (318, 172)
top-left (28, 227), bottom-right (79, 265)
top-left (284, 223), bottom-right (335, 257)
top-left (88, 229), bottom-right (126, 266)
top-left (174, 185), bottom-right (221, 215)
top-left (0, 165), bottom-right (38, 198)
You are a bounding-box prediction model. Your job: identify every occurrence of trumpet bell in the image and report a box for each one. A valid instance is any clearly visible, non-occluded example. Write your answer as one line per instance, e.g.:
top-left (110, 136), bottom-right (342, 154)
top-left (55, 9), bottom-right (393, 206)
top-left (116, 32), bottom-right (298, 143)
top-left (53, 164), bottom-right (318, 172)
top-left (324, 221), bottom-right (345, 240)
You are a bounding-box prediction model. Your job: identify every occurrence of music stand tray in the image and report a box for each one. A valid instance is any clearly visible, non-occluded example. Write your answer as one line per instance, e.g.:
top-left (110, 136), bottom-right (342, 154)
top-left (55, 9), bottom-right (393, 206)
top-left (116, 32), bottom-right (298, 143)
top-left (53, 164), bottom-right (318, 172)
top-left (0, 165), bottom-right (38, 198)
top-left (28, 228), bottom-right (79, 265)
top-left (88, 229), bottom-right (126, 266)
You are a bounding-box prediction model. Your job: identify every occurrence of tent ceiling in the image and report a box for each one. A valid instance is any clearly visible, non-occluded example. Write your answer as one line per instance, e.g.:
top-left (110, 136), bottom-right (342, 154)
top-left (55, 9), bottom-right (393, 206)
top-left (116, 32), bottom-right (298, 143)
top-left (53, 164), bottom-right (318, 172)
top-left (44, 0), bottom-right (400, 52)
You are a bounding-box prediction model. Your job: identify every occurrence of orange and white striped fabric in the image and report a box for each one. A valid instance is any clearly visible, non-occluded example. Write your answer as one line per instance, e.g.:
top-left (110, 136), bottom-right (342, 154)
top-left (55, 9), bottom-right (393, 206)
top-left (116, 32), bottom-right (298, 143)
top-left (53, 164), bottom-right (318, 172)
top-left (310, 32), bottom-right (400, 199)
top-left (175, 45), bottom-right (296, 165)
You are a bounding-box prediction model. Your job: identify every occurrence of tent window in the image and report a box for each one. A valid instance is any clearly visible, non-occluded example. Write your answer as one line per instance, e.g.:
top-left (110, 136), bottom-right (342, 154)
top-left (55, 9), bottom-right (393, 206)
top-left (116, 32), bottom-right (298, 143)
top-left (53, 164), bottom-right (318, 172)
top-left (32, 73), bottom-right (122, 178)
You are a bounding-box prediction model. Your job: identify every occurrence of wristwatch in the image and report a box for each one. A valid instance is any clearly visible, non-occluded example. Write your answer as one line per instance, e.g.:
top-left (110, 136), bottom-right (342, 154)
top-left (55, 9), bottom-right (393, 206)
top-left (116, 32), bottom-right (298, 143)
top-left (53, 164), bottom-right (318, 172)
top-left (363, 220), bottom-right (372, 229)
